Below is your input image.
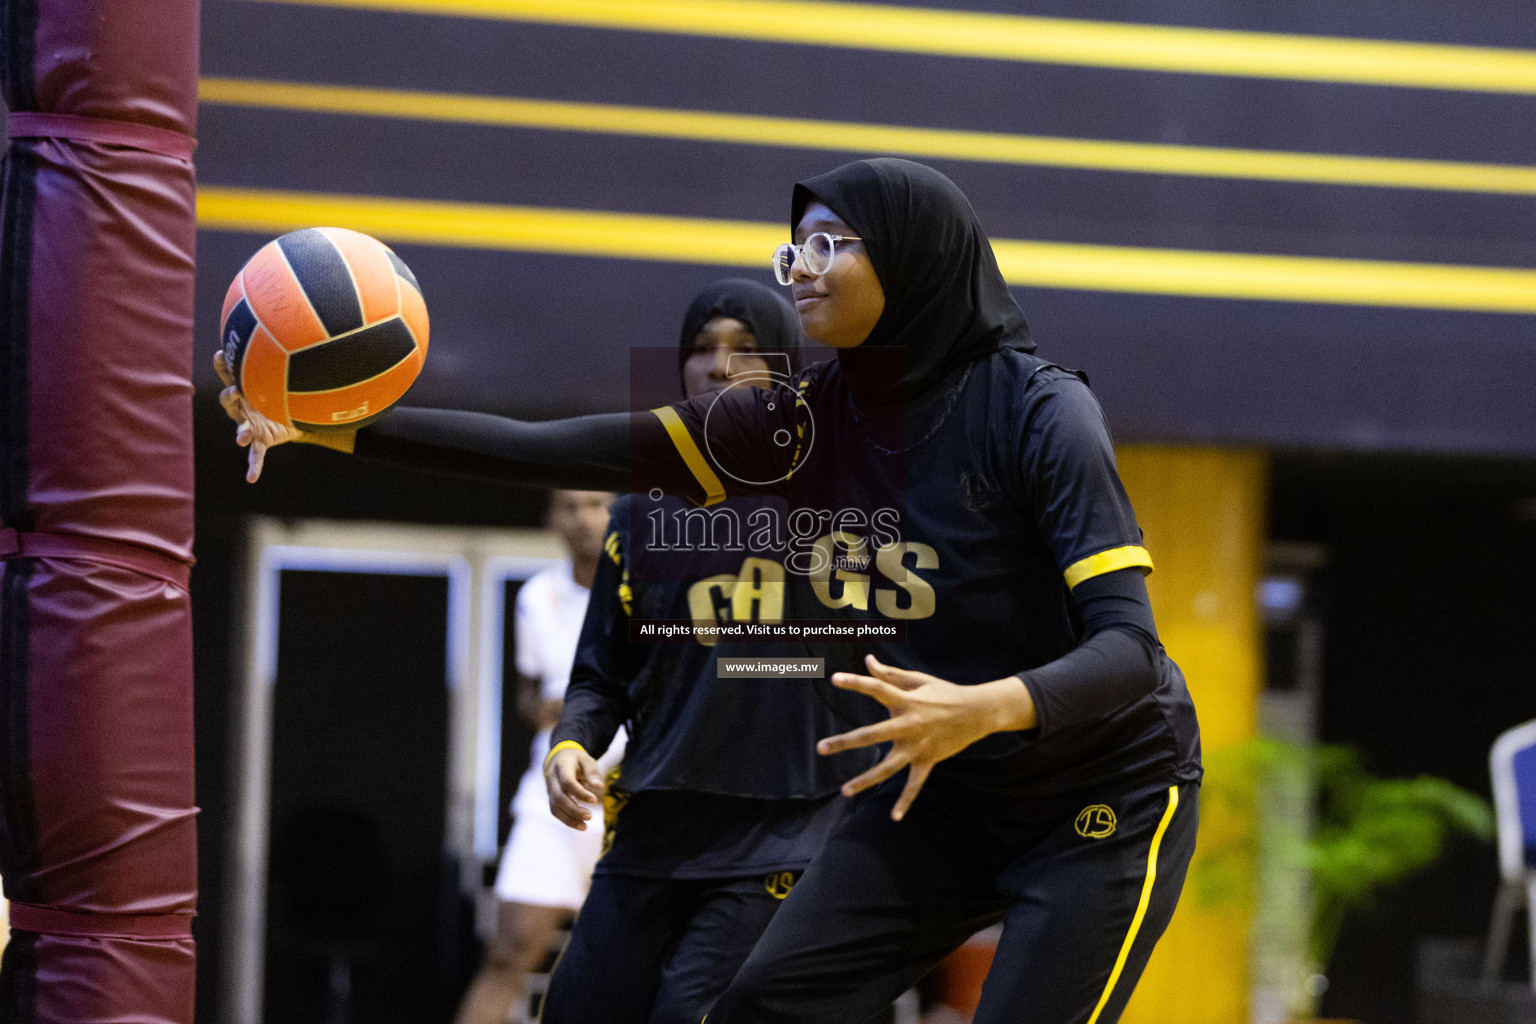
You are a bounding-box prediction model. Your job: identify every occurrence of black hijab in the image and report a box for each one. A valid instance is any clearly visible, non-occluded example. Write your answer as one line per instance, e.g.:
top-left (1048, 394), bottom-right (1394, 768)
top-left (677, 277), bottom-right (802, 385)
top-left (792, 158), bottom-right (1033, 407)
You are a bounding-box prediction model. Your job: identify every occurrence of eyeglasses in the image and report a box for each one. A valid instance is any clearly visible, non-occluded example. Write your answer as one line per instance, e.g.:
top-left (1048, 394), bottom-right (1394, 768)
top-left (772, 232), bottom-right (863, 286)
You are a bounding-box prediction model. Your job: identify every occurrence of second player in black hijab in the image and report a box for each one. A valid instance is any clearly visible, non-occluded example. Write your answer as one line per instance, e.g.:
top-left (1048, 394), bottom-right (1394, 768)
top-left (538, 279), bottom-right (873, 1024)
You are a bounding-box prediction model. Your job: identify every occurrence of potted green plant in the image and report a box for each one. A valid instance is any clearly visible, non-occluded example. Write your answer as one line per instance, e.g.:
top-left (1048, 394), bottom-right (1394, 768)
top-left (1197, 739), bottom-right (1494, 1023)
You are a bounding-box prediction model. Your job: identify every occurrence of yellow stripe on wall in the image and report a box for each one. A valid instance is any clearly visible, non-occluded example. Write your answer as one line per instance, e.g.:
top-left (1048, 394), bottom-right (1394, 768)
top-left (198, 78), bottom-right (1536, 197)
top-left (199, 187), bottom-right (785, 265)
top-left (196, 186), bottom-right (1536, 315)
top-left (986, 239), bottom-right (1536, 313)
top-left (244, 0), bottom-right (1536, 95)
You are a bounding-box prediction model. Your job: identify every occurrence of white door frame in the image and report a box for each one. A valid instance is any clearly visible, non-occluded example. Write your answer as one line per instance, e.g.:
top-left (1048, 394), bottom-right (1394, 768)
top-left (223, 516), bottom-right (563, 1024)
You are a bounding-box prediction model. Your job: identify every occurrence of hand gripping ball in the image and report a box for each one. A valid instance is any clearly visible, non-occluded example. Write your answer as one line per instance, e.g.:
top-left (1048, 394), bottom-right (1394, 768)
top-left (221, 227), bottom-right (428, 432)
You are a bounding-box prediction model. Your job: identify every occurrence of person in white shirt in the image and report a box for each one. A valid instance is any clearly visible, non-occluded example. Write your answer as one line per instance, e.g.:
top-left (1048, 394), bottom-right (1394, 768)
top-left (453, 489), bottom-right (622, 1024)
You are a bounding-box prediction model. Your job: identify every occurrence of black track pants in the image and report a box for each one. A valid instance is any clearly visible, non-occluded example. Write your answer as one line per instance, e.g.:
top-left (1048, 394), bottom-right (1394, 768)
top-left (543, 871), bottom-right (798, 1024)
top-left (706, 776), bottom-right (1198, 1024)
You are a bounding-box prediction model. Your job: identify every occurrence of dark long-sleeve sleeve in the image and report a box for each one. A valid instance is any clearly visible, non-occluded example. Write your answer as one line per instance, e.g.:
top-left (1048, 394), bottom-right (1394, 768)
top-left (551, 510), bottom-right (638, 759)
top-left (354, 370), bottom-right (807, 502)
top-left (352, 406), bottom-right (706, 498)
top-left (1015, 567), bottom-right (1162, 736)
top-left (1009, 375), bottom-right (1165, 736)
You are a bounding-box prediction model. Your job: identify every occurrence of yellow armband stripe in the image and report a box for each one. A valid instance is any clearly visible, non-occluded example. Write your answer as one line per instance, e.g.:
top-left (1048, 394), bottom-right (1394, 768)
top-left (544, 740), bottom-right (589, 769)
top-left (1063, 544), bottom-right (1154, 589)
top-left (651, 406), bottom-right (727, 507)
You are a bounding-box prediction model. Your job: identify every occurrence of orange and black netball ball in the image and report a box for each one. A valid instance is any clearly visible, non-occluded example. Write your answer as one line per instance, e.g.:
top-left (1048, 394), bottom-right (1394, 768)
top-left (221, 227), bottom-right (428, 432)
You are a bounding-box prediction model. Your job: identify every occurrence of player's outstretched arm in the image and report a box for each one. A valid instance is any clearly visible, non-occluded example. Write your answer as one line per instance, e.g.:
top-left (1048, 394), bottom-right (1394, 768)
top-left (215, 351), bottom-right (720, 498)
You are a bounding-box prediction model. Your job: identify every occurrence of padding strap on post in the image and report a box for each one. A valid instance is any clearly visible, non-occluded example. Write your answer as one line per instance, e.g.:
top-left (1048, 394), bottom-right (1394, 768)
top-left (8, 902), bottom-right (194, 940)
top-left (6, 112), bottom-right (196, 161)
top-left (0, 527), bottom-right (192, 591)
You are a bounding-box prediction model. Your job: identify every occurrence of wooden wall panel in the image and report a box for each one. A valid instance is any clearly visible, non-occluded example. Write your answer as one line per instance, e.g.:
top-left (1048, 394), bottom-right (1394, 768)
top-left (1117, 445), bottom-right (1268, 1024)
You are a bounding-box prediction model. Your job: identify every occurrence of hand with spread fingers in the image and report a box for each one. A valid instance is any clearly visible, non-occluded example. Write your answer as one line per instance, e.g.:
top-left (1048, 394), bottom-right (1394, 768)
top-left (214, 350), bottom-right (305, 483)
top-left (214, 351), bottom-right (355, 482)
top-left (544, 745), bottom-right (607, 831)
top-left (817, 654), bottom-right (1039, 821)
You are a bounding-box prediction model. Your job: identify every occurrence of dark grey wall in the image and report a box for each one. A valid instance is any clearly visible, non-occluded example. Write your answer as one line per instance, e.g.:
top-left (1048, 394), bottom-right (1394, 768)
top-left (1272, 451), bottom-right (1536, 1023)
top-left (194, 0), bottom-right (1536, 455)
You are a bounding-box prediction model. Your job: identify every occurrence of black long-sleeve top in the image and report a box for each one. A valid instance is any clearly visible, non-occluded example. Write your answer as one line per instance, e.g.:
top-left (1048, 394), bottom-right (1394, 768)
top-left (553, 493), bottom-right (878, 798)
top-left (357, 349), bottom-right (1201, 808)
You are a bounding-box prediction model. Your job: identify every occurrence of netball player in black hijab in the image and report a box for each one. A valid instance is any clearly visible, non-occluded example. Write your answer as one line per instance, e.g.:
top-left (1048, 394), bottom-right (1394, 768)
top-left (539, 279), bottom-right (869, 1024)
top-left (218, 158), bottom-right (1200, 1024)
top-left (673, 276), bottom-right (799, 387)
top-left (787, 156), bottom-right (1034, 408)
top-left (678, 157), bottom-right (1203, 1024)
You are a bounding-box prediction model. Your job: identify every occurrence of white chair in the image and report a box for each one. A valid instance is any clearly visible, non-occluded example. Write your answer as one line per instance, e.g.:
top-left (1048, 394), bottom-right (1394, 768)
top-left (1483, 718), bottom-right (1536, 992)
